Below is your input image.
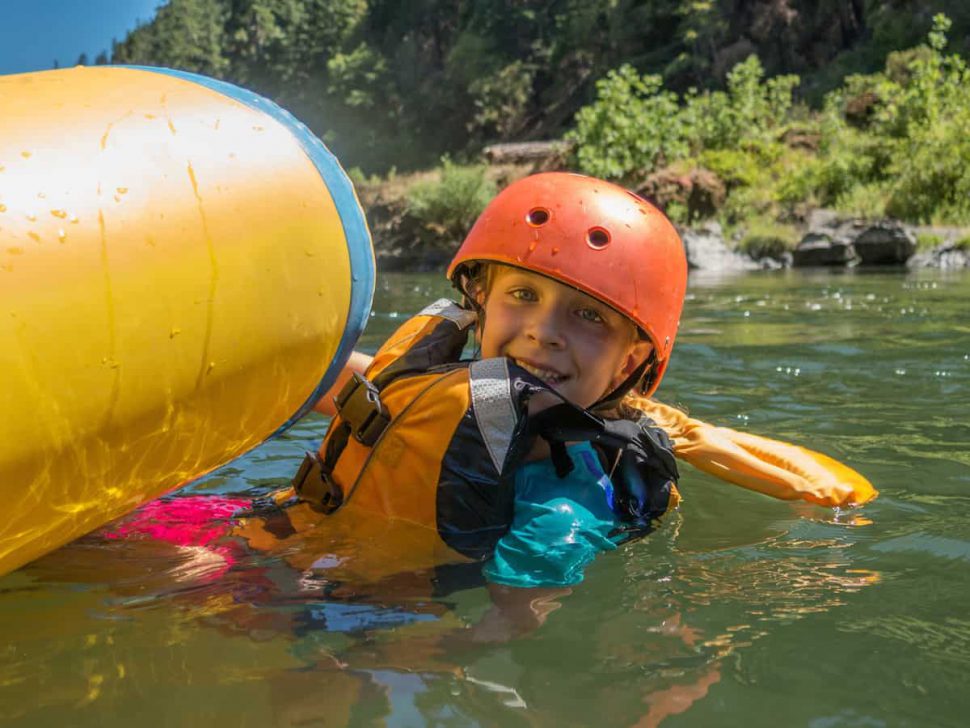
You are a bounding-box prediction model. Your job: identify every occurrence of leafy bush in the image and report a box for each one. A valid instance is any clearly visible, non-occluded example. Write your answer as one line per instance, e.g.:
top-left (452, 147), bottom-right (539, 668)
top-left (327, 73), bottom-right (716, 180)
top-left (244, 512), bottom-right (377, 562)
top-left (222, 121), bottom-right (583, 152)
top-left (806, 14), bottom-right (970, 224)
top-left (568, 14), bottom-right (970, 228)
top-left (406, 160), bottom-right (497, 245)
top-left (568, 65), bottom-right (687, 181)
top-left (737, 220), bottom-right (798, 260)
top-left (698, 148), bottom-right (763, 189)
top-left (833, 183), bottom-right (888, 219)
top-left (569, 55), bottom-right (801, 184)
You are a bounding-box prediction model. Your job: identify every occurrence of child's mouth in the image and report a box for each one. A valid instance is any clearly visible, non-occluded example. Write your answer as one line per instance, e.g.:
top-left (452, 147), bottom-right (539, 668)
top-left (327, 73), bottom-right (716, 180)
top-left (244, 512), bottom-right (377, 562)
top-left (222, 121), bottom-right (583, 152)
top-left (512, 359), bottom-right (568, 385)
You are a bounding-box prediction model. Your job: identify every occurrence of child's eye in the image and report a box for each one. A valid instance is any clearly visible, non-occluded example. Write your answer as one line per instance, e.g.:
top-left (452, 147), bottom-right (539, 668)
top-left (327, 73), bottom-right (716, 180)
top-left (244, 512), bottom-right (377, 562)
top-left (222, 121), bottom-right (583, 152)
top-left (577, 307), bottom-right (605, 324)
top-left (509, 288), bottom-right (538, 302)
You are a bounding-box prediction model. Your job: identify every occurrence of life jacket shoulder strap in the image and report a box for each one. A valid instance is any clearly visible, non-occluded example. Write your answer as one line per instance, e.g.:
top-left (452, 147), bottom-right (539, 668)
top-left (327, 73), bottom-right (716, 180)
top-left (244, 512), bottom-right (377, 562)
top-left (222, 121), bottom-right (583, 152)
top-left (370, 299), bottom-right (476, 388)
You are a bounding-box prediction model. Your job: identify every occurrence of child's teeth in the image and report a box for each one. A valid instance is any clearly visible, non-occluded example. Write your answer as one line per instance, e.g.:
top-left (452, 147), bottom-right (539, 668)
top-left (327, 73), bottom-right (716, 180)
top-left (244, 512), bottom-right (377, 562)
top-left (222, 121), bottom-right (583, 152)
top-left (518, 362), bottom-right (563, 382)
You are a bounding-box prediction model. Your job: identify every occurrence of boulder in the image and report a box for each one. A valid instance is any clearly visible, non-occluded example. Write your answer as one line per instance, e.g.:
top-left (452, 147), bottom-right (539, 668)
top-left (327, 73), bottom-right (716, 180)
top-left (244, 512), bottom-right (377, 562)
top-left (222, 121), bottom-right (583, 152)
top-left (852, 221), bottom-right (916, 265)
top-left (792, 232), bottom-right (856, 267)
top-left (681, 222), bottom-right (758, 271)
top-left (908, 244), bottom-right (970, 270)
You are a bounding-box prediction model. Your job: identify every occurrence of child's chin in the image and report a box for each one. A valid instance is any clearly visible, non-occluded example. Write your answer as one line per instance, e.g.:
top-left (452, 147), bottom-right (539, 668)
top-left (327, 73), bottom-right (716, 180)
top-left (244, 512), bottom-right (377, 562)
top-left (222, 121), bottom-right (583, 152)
top-left (547, 382), bottom-right (588, 406)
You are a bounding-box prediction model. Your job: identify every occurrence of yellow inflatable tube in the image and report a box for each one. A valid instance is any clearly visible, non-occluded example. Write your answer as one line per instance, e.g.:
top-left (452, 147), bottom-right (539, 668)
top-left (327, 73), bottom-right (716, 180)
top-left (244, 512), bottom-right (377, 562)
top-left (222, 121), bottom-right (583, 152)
top-left (0, 66), bottom-right (374, 575)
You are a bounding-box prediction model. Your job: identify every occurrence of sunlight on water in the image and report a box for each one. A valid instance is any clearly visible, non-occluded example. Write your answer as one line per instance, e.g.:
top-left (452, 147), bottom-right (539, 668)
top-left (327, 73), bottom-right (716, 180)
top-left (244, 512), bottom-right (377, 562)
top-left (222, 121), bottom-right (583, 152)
top-left (1, 269), bottom-right (968, 727)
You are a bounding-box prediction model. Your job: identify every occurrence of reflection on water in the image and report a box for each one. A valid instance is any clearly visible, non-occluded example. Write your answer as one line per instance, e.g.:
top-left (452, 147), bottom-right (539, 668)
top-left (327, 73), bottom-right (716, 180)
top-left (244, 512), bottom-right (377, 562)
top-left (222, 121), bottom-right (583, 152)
top-left (1, 269), bottom-right (969, 727)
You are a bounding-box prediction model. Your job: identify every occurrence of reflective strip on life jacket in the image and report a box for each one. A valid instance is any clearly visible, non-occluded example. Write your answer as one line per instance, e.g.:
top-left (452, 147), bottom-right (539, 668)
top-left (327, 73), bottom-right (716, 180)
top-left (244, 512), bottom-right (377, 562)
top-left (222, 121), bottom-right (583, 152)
top-left (469, 358), bottom-right (519, 475)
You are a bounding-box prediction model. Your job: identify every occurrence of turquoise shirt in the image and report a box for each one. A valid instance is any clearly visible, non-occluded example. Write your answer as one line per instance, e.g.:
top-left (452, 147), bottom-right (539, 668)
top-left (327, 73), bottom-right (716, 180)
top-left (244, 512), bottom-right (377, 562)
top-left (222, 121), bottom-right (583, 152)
top-left (483, 442), bottom-right (620, 588)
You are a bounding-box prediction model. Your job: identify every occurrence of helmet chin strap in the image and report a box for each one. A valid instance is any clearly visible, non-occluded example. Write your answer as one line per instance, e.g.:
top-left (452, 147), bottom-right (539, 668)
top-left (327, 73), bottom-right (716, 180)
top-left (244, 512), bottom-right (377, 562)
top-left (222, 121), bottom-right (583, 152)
top-left (591, 351), bottom-right (657, 413)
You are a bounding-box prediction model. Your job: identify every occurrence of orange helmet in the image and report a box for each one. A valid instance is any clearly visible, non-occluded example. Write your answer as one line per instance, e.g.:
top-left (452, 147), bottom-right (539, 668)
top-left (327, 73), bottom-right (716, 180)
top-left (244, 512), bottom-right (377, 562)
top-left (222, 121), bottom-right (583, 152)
top-left (447, 172), bottom-right (687, 397)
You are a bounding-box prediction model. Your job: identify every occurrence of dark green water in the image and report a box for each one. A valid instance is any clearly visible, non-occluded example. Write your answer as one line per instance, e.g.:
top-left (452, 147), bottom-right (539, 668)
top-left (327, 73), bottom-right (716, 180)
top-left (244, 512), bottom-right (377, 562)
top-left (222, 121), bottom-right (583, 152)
top-left (1, 269), bottom-right (968, 727)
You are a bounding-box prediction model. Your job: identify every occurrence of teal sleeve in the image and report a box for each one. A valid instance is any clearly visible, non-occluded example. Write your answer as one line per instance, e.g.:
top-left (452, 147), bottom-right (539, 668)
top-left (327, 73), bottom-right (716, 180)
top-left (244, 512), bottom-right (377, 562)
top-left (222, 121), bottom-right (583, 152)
top-left (483, 443), bottom-right (619, 588)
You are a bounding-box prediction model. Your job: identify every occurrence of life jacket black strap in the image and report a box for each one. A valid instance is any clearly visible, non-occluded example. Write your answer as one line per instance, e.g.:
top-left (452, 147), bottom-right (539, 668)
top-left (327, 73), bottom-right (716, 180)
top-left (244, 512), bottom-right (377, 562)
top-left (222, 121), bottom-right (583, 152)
top-left (549, 440), bottom-right (573, 478)
top-left (524, 399), bottom-right (679, 532)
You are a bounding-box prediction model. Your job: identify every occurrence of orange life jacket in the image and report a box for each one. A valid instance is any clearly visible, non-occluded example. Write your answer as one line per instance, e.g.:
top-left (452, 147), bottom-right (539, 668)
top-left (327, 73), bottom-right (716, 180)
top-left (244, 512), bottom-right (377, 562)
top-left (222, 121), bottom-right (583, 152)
top-left (290, 300), bottom-right (681, 561)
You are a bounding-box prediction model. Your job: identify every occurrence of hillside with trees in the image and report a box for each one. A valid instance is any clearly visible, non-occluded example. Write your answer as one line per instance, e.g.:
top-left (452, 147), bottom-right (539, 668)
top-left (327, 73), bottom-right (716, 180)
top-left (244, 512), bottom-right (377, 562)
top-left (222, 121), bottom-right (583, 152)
top-left (107, 1), bottom-right (970, 265)
top-left (110, 1), bottom-right (970, 172)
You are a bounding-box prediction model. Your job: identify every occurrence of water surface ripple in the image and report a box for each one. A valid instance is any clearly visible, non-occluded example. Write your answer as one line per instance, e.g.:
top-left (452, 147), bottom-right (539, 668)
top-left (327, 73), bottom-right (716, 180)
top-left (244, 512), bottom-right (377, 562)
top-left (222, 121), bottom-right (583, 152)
top-left (1, 269), bottom-right (967, 727)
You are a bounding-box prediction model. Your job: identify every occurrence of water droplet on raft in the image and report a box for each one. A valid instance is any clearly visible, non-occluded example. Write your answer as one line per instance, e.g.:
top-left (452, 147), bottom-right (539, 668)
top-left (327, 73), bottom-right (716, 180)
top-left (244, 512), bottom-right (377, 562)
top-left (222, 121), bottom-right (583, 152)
top-left (169, 327), bottom-right (181, 338)
top-left (116, 187), bottom-right (128, 195)
top-left (57, 229), bottom-right (66, 242)
top-left (26, 214), bottom-right (36, 222)
top-left (7, 246), bottom-right (24, 255)
top-left (551, 247), bottom-right (560, 255)
top-left (27, 232), bottom-right (40, 242)
top-left (20, 151), bottom-right (31, 159)
top-left (0, 204), bottom-right (6, 213)
top-left (51, 209), bottom-right (67, 218)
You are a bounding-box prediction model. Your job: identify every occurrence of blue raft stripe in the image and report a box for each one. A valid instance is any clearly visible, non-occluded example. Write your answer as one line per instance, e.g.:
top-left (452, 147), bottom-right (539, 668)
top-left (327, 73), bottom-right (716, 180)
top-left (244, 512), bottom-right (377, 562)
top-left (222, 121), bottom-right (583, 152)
top-left (125, 66), bottom-right (375, 437)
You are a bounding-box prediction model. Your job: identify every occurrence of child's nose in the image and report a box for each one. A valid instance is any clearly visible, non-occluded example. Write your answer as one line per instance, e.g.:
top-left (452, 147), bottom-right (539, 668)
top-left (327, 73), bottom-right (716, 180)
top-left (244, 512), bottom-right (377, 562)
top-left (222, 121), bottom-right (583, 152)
top-left (526, 307), bottom-right (566, 348)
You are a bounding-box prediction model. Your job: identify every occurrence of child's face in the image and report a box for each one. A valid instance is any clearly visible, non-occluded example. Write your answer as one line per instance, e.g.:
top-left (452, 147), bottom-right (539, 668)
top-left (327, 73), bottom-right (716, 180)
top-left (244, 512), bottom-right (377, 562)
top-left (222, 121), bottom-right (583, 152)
top-left (478, 266), bottom-right (652, 408)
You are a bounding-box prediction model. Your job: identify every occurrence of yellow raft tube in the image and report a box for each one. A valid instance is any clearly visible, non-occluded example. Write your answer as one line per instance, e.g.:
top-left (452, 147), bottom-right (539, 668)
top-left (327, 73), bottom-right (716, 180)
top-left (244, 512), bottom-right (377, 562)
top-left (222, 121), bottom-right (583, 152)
top-left (0, 66), bottom-right (374, 576)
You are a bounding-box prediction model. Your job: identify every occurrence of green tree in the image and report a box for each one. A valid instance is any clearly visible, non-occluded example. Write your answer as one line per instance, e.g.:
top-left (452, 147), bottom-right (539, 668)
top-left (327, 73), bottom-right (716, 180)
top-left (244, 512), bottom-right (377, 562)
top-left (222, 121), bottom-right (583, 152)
top-left (113, 0), bottom-right (229, 77)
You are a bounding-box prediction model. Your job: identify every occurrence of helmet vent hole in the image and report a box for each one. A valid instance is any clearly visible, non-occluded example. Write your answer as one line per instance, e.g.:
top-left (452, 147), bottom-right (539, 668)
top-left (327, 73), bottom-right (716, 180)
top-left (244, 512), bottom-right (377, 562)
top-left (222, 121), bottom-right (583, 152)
top-left (526, 207), bottom-right (550, 226)
top-left (587, 227), bottom-right (611, 249)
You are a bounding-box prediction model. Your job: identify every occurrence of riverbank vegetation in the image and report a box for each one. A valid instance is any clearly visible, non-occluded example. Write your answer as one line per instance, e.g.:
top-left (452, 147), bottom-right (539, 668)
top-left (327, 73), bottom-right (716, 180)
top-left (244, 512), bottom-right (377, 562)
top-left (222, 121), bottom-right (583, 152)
top-left (571, 15), bottom-right (970, 237)
top-left (105, 2), bottom-right (970, 255)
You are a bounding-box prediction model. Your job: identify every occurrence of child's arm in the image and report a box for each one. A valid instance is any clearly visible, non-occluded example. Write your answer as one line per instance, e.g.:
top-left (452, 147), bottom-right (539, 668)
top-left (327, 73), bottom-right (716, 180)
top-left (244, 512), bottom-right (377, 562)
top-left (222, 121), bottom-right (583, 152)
top-left (312, 351), bottom-right (374, 417)
top-left (634, 398), bottom-right (877, 507)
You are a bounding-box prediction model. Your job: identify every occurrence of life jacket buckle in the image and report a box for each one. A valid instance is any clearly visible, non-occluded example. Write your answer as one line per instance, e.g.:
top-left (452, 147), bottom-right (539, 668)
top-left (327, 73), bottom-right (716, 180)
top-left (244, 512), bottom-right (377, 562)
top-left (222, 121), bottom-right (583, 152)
top-left (291, 451), bottom-right (343, 514)
top-left (334, 372), bottom-right (390, 446)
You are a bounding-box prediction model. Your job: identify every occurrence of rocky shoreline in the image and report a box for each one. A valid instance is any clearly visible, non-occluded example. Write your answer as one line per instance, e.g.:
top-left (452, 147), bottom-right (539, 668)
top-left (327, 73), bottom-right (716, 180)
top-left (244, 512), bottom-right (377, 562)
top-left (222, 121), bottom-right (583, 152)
top-left (682, 214), bottom-right (969, 272)
top-left (358, 169), bottom-right (969, 273)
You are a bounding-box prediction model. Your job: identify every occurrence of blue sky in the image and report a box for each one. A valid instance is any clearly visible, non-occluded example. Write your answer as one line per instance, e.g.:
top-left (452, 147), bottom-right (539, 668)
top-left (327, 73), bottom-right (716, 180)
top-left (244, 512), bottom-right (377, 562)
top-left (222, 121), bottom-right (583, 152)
top-left (0, 0), bottom-right (162, 75)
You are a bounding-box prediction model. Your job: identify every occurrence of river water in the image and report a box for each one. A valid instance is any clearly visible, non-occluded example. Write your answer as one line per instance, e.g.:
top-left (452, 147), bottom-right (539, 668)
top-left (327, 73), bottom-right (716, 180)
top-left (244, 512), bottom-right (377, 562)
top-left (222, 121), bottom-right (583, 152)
top-left (1, 269), bottom-right (968, 727)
